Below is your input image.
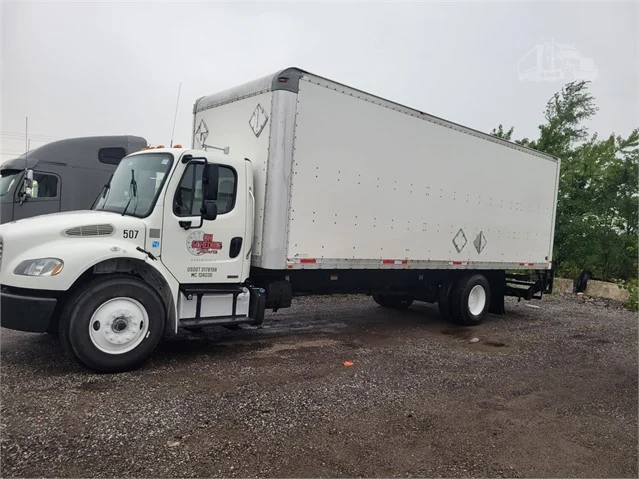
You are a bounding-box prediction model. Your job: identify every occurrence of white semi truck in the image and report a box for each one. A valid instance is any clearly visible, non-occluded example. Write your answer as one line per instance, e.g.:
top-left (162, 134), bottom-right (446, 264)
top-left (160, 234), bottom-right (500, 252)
top-left (0, 67), bottom-right (560, 372)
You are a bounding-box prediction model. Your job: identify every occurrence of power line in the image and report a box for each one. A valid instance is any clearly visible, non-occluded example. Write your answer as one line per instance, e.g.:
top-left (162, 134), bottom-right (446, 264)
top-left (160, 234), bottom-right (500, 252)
top-left (0, 131), bottom-right (64, 140)
top-left (1, 136), bottom-right (50, 143)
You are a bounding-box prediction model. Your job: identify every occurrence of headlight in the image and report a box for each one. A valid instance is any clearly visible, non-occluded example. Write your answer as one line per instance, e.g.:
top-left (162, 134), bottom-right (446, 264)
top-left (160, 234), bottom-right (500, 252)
top-left (14, 258), bottom-right (64, 276)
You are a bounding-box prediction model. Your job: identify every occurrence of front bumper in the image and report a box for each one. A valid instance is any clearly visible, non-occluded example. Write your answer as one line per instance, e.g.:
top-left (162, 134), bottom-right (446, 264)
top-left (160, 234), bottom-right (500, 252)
top-left (0, 287), bottom-right (58, 333)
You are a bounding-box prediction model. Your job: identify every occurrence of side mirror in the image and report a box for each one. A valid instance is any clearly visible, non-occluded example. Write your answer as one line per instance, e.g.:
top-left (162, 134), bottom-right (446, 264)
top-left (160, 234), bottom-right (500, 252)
top-left (202, 164), bottom-right (219, 201)
top-left (201, 200), bottom-right (218, 221)
top-left (179, 162), bottom-right (220, 230)
top-left (19, 169), bottom-right (34, 203)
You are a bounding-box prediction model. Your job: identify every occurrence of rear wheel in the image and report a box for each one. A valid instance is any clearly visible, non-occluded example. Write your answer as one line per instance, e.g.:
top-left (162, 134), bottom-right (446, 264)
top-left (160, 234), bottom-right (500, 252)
top-left (60, 275), bottom-right (166, 373)
top-left (449, 273), bottom-right (491, 325)
top-left (372, 293), bottom-right (414, 310)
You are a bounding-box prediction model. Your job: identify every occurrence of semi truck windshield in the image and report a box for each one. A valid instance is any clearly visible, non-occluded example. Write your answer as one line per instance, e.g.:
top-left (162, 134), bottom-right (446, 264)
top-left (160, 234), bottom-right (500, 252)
top-left (93, 153), bottom-right (173, 217)
top-left (0, 170), bottom-right (21, 197)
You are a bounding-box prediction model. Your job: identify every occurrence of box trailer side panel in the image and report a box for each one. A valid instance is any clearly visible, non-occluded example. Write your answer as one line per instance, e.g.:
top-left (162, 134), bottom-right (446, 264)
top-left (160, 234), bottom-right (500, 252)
top-left (193, 89), bottom-right (288, 265)
top-left (286, 77), bottom-right (560, 269)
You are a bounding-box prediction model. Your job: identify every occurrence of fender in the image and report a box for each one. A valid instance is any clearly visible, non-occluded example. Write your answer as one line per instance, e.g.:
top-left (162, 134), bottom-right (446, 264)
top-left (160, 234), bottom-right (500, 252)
top-left (1, 238), bottom-right (181, 333)
top-left (84, 256), bottom-right (180, 335)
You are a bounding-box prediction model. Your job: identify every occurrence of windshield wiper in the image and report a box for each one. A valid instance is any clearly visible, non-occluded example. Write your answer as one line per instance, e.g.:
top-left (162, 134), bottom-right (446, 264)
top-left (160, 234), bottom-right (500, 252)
top-left (121, 169), bottom-right (137, 216)
top-left (90, 173), bottom-right (113, 210)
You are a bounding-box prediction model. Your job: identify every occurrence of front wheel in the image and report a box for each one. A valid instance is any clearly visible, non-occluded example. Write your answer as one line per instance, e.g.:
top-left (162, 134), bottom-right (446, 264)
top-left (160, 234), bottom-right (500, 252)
top-left (60, 275), bottom-right (166, 373)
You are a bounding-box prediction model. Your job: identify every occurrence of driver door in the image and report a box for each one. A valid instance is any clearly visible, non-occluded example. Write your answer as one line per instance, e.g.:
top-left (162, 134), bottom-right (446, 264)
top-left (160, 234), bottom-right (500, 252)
top-left (13, 171), bottom-right (62, 220)
top-left (160, 158), bottom-right (247, 285)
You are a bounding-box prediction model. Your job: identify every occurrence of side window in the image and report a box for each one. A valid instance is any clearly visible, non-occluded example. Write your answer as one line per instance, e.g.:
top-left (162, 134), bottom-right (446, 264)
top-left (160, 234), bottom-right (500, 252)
top-left (173, 163), bottom-right (236, 217)
top-left (99, 147), bottom-right (127, 165)
top-left (30, 172), bottom-right (59, 199)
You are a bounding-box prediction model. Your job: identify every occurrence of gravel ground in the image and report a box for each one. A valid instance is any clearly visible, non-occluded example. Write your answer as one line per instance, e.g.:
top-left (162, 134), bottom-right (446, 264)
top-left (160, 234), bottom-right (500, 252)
top-left (1, 293), bottom-right (637, 478)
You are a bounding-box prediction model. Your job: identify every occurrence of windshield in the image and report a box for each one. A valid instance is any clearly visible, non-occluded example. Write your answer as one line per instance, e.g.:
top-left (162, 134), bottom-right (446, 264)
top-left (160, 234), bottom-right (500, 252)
top-left (93, 152), bottom-right (173, 217)
top-left (0, 170), bottom-right (21, 197)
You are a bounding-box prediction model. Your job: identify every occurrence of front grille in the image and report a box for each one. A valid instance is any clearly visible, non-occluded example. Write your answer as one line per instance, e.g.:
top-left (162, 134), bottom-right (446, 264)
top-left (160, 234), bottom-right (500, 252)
top-left (63, 224), bottom-right (115, 237)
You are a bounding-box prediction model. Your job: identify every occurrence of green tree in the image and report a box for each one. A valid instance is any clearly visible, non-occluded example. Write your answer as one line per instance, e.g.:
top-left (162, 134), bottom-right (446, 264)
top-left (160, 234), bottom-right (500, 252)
top-left (492, 81), bottom-right (638, 282)
top-left (490, 124), bottom-right (514, 140)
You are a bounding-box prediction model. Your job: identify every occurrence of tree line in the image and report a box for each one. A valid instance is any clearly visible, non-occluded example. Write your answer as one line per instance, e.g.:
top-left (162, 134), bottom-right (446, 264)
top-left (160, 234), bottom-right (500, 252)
top-left (491, 81), bottom-right (638, 288)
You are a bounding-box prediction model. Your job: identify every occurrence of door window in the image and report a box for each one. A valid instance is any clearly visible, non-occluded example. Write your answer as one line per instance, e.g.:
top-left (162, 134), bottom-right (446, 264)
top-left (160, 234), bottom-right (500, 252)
top-left (173, 163), bottom-right (237, 217)
top-left (29, 172), bottom-right (59, 198)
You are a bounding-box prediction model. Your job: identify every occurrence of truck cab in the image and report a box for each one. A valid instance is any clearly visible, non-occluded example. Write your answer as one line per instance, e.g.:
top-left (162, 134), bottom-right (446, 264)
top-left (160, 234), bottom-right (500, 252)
top-left (0, 135), bottom-right (147, 224)
top-left (0, 147), bottom-right (261, 372)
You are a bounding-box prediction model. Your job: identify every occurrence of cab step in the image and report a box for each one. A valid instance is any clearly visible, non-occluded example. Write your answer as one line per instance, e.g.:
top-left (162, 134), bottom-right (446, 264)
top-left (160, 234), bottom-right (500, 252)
top-left (177, 284), bottom-right (266, 328)
top-left (180, 315), bottom-right (252, 328)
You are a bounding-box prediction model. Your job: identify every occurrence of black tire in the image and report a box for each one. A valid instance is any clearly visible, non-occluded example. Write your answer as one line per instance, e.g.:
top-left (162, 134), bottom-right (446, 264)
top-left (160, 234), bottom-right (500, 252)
top-left (437, 280), bottom-right (454, 320)
top-left (373, 293), bottom-right (413, 310)
top-left (60, 275), bottom-right (166, 373)
top-left (449, 273), bottom-right (491, 326)
top-left (372, 293), bottom-right (387, 307)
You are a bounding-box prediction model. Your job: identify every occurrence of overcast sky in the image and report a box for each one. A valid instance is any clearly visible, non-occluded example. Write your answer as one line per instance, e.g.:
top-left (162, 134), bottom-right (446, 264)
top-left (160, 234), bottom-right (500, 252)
top-left (1, 1), bottom-right (637, 163)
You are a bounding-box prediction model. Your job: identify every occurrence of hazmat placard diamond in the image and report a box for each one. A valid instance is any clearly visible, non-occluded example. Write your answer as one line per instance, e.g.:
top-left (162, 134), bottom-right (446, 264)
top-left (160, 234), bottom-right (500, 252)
top-left (474, 231), bottom-right (487, 254)
top-left (249, 104), bottom-right (268, 137)
top-left (194, 119), bottom-right (209, 148)
top-left (452, 228), bottom-right (467, 253)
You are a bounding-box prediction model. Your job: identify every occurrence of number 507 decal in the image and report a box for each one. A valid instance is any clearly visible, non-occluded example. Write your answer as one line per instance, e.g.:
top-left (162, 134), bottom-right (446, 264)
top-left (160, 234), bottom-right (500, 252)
top-left (123, 229), bottom-right (139, 239)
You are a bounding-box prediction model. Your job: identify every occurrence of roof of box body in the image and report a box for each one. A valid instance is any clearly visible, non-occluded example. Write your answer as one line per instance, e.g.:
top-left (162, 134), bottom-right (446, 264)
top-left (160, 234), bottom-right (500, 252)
top-left (193, 67), bottom-right (306, 113)
top-left (192, 67), bottom-right (558, 163)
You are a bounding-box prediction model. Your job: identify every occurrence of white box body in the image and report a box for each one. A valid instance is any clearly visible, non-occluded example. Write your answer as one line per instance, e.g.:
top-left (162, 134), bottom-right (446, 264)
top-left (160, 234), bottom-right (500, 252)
top-left (192, 68), bottom-right (559, 271)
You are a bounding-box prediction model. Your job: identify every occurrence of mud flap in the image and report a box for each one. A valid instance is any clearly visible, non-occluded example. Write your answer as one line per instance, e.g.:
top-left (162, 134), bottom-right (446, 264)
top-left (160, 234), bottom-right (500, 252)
top-left (265, 280), bottom-right (292, 311)
top-left (488, 271), bottom-right (506, 315)
top-left (249, 287), bottom-right (266, 325)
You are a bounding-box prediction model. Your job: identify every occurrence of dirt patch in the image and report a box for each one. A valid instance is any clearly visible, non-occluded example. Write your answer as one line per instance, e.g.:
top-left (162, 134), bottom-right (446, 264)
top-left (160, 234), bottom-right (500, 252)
top-left (257, 338), bottom-right (341, 355)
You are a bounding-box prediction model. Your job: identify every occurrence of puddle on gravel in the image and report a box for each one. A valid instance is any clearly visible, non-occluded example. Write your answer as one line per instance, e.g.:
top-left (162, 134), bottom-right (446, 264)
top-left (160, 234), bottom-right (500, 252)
top-left (484, 340), bottom-right (508, 348)
top-left (440, 328), bottom-right (517, 354)
top-left (472, 340), bottom-right (518, 354)
top-left (440, 327), bottom-right (474, 339)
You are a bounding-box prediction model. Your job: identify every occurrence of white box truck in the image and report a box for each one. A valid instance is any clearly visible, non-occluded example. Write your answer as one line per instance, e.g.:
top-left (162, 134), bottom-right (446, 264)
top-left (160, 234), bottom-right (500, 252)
top-left (0, 67), bottom-right (560, 372)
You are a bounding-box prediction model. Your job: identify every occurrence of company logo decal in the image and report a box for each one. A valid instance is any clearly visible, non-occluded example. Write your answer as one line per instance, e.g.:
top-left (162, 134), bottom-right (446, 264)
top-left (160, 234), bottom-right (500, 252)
top-left (187, 231), bottom-right (223, 255)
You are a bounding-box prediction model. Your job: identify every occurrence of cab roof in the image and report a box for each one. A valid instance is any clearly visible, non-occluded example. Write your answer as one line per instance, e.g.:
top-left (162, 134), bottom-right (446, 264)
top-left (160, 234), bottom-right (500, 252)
top-left (1, 135), bottom-right (147, 171)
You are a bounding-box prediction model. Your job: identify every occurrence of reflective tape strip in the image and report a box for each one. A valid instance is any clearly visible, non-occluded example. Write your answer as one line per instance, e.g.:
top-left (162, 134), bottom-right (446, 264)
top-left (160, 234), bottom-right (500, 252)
top-left (381, 259), bottom-right (407, 265)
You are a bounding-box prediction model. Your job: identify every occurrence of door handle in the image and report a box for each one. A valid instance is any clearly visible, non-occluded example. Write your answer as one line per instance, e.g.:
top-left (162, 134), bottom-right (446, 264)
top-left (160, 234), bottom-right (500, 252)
top-left (230, 237), bottom-right (243, 258)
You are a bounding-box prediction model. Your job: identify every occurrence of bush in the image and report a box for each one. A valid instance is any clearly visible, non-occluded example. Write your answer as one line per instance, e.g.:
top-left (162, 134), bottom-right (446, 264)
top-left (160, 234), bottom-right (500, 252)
top-left (617, 278), bottom-right (638, 311)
